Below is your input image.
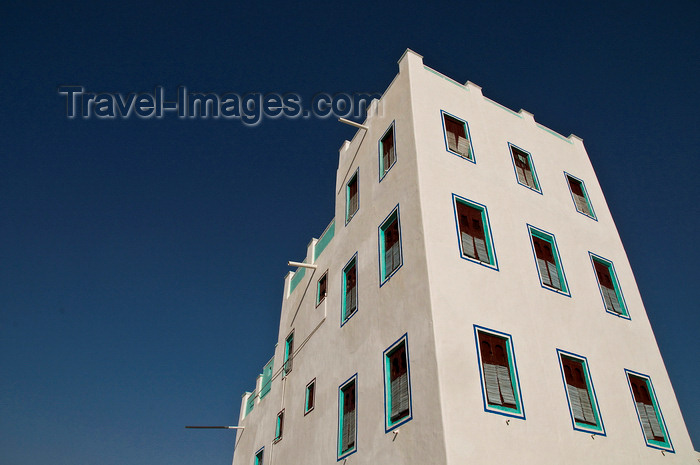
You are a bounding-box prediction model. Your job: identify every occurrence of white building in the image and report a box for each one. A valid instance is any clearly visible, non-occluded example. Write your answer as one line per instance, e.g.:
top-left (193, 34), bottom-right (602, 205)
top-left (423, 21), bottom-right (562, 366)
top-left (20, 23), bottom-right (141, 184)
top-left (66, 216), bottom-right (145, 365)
top-left (231, 49), bottom-right (697, 464)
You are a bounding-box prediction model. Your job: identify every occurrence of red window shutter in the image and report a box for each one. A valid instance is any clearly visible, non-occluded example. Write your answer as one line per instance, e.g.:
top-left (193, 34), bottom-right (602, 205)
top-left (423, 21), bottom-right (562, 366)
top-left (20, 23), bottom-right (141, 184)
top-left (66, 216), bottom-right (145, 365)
top-left (533, 236), bottom-right (560, 289)
top-left (568, 176), bottom-right (584, 197)
top-left (478, 332), bottom-right (515, 408)
top-left (594, 261), bottom-right (613, 288)
top-left (318, 275), bottom-right (327, 300)
top-left (456, 202), bottom-right (488, 262)
top-left (384, 219), bottom-right (399, 249)
top-left (346, 265), bottom-right (356, 292)
top-left (383, 130), bottom-right (394, 157)
top-left (629, 375), bottom-right (665, 441)
top-left (444, 115), bottom-right (466, 139)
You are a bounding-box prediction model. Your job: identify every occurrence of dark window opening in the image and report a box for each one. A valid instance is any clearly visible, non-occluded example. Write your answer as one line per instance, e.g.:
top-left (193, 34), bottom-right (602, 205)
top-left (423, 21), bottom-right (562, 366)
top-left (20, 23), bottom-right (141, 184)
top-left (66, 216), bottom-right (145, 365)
top-left (456, 202), bottom-right (489, 263)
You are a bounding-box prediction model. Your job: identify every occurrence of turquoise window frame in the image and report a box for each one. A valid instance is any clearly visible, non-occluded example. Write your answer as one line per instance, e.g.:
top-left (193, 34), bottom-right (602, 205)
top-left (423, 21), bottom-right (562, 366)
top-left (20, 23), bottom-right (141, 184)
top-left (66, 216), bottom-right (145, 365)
top-left (382, 333), bottom-right (413, 432)
top-left (283, 331), bottom-right (294, 375)
top-left (378, 205), bottom-right (403, 285)
top-left (556, 349), bottom-right (606, 435)
top-left (244, 391), bottom-right (255, 418)
top-left (589, 252), bottom-right (629, 319)
top-left (440, 110), bottom-right (475, 163)
top-left (345, 168), bottom-right (359, 225)
top-left (304, 378), bottom-right (316, 415)
top-left (452, 194), bottom-right (498, 270)
top-left (564, 172), bottom-right (597, 220)
top-left (473, 325), bottom-right (525, 419)
top-left (508, 143), bottom-right (542, 193)
top-left (341, 254), bottom-right (358, 326)
top-left (259, 357), bottom-right (274, 400)
top-left (527, 224), bottom-right (570, 296)
top-left (378, 122), bottom-right (397, 181)
top-left (337, 374), bottom-right (358, 460)
top-left (254, 447), bottom-right (264, 465)
top-left (274, 409), bottom-right (284, 442)
top-left (624, 369), bottom-right (674, 452)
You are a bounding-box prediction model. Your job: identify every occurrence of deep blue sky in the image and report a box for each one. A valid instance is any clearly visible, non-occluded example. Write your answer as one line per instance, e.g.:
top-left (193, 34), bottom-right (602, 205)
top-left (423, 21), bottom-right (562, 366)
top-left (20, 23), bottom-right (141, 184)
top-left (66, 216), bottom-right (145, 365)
top-left (1, 1), bottom-right (698, 463)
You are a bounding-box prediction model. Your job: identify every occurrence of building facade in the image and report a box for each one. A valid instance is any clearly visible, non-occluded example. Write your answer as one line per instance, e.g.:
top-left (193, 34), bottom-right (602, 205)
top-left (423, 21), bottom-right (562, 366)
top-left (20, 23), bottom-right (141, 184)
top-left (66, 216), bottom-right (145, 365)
top-left (232, 50), bottom-right (697, 464)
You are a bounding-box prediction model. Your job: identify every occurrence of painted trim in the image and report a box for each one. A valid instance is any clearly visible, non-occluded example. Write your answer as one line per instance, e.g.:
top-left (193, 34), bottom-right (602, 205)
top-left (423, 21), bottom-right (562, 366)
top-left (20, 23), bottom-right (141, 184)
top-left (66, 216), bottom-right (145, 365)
top-left (452, 194), bottom-right (499, 270)
top-left (473, 325), bottom-right (526, 420)
top-left (526, 224), bottom-right (571, 296)
top-left (316, 269), bottom-right (329, 308)
top-left (536, 123), bottom-right (573, 144)
top-left (314, 219), bottom-right (335, 261)
top-left (484, 97), bottom-right (523, 118)
top-left (288, 266), bottom-right (306, 295)
top-left (345, 168), bottom-right (360, 225)
top-left (589, 252), bottom-right (630, 320)
top-left (341, 253), bottom-right (358, 327)
top-left (337, 373), bottom-right (358, 461)
top-left (555, 349), bottom-right (606, 436)
top-left (624, 369), bottom-right (674, 453)
top-left (378, 121), bottom-right (397, 182)
top-left (440, 110), bottom-right (476, 163)
top-left (507, 142), bottom-right (542, 194)
top-left (382, 333), bottom-right (413, 432)
top-left (378, 204), bottom-right (403, 286)
top-left (259, 357), bottom-right (274, 400)
top-left (304, 378), bottom-right (316, 415)
top-left (564, 172), bottom-right (597, 221)
top-left (423, 65), bottom-right (467, 89)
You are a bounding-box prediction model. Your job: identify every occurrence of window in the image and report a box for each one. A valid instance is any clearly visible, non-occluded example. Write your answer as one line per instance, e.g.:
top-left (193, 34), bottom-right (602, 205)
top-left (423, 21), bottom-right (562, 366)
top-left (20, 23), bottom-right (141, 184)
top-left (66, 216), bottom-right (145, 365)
top-left (453, 195), bottom-right (497, 268)
top-left (274, 410), bottom-right (284, 442)
top-left (557, 350), bottom-right (605, 435)
top-left (379, 123), bottom-right (396, 179)
top-left (442, 111), bottom-right (473, 161)
top-left (474, 326), bottom-right (524, 418)
top-left (341, 255), bottom-right (358, 325)
top-left (305, 379), bottom-right (316, 415)
top-left (566, 173), bottom-right (596, 219)
top-left (528, 225), bottom-right (569, 295)
top-left (259, 357), bottom-right (274, 400)
top-left (383, 334), bottom-right (412, 431)
top-left (316, 271), bottom-right (328, 307)
top-left (509, 144), bottom-right (540, 192)
top-left (590, 253), bottom-right (628, 318)
top-left (338, 375), bottom-right (357, 459)
top-left (283, 331), bottom-right (294, 375)
top-left (345, 170), bottom-right (359, 224)
top-left (625, 370), bottom-right (673, 452)
top-left (379, 206), bottom-right (402, 283)
top-left (254, 447), bottom-right (264, 465)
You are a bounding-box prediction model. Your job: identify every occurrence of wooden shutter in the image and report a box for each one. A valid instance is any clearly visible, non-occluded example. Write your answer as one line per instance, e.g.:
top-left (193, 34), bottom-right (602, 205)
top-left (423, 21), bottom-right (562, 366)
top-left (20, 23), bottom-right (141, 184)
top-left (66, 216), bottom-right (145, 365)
top-left (384, 218), bottom-right (400, 276)
top-left (456, 202), bottom-right (488, 263)
top-left (533, 236), bottom-right (561, 290)
top-left (341, 382), bottom-right (356, 452)
top-left (348, 177), bottom-right (358, 218)
top-left (562, 357), bottom-right (596, 425)
top-left (594, 260), bottom-right (622, 313)
top-left (345, 264), bottom-right (357, 315)
top-left (512, 147), bottom-right (535, 188)
top-left (479, 332), bottom-right (516, 408)
top-left (568, 176), bottom-right (591, 215)
top-left (444, 115), bottom-right (470, 158)
top-left (630, 375), bottom-right (665, 441)
top-left (382, 130), bottom-right (395, 171)
top-left (389, 344), bottom-right (409, 422)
